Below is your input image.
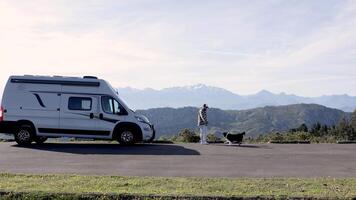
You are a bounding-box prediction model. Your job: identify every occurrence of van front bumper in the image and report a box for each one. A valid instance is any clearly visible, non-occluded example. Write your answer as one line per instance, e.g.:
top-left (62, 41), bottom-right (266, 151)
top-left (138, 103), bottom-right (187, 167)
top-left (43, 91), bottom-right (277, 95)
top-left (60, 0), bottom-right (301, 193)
top-left (148, 124), bottom-right (155, 142)
top-left (142, 123), bottom-right (155, 142)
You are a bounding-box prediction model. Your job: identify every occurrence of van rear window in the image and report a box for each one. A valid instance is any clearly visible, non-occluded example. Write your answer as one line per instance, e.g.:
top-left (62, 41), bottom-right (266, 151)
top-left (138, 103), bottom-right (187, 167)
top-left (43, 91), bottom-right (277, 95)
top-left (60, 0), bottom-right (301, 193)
top-left (68, 97), bottom-right (92, 111)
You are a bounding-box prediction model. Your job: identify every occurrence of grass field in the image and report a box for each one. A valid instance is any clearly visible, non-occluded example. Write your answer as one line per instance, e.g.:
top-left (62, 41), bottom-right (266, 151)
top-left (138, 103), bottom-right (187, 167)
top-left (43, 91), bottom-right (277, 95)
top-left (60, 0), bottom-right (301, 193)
top-left (0, 173), bottom-right (355, 199)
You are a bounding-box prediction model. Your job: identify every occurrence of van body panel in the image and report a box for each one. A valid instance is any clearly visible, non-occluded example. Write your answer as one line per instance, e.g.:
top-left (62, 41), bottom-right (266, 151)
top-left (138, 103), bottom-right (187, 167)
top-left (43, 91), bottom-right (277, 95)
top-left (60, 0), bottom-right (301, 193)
top-left (2, 80), bottom-right (62, 130)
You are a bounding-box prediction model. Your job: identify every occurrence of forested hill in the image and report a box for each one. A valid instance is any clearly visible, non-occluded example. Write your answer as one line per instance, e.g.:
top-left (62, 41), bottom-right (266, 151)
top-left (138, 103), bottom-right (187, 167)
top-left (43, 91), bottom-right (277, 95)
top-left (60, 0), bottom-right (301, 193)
top-left (136, 104), bottom-right (349, 137)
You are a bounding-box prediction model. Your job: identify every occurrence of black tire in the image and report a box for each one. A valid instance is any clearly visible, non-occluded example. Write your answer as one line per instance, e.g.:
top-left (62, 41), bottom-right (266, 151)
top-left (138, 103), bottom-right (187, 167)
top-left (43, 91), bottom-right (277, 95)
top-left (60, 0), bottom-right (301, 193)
top-left (34, 136), bottom-right (47, 144)
top-left (117, 128), bottom-right (136, 145)
top-left (14, 124), bottom-right (34, 146)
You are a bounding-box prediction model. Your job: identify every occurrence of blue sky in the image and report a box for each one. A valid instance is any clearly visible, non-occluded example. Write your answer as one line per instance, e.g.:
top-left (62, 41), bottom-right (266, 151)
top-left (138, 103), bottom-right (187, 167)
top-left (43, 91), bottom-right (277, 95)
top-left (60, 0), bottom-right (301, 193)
top-left (0, 0), bottom-right (355, 96)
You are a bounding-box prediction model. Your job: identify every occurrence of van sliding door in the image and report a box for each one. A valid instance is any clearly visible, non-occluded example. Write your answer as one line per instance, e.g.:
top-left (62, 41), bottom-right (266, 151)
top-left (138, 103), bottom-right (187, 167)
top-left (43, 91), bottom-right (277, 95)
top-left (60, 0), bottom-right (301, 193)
top-left (58, 94), bottom-right (104, 137)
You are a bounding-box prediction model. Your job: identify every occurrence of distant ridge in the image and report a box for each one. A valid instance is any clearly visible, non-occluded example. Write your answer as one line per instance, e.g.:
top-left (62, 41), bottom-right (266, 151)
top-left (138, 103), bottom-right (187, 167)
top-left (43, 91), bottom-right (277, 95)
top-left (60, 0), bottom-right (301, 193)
top-left (118, 84), bottom-right (356, 112)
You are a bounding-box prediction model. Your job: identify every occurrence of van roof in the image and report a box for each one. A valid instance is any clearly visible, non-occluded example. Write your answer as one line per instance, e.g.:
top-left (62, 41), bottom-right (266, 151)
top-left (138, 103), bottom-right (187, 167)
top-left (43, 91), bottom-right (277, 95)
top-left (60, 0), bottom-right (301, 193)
top-left (19, 75), bottom-right (98, 79)
top-left (9, 75), bottom-right (102, 87)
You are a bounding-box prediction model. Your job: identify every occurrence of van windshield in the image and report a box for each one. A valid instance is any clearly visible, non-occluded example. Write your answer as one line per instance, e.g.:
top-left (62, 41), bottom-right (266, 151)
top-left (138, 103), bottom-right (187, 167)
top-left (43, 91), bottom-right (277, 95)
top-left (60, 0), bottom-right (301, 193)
top-left (106, 81), bottom-right (131, 110)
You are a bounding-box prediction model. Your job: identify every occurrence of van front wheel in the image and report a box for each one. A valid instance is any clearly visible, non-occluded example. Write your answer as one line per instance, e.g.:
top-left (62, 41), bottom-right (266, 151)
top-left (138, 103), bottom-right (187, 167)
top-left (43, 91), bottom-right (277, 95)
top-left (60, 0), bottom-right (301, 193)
top-left (14, 125), bottom-right (34, 146)
top-left (118, 130), bottom-right (135, 145)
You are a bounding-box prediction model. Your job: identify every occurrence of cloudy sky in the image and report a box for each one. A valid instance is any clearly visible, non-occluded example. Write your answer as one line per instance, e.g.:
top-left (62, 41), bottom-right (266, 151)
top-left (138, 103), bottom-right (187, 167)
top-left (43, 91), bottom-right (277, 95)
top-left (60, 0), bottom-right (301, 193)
top-left (1, 0), bottom-right (356, 96)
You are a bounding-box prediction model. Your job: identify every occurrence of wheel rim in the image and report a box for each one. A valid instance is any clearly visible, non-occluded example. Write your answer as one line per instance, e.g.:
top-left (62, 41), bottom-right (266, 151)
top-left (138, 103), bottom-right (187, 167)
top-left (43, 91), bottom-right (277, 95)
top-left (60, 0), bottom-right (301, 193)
top-left (121, 131), bottom-right (134, 143)
top-left (18, 129), bottom-right (30, 142)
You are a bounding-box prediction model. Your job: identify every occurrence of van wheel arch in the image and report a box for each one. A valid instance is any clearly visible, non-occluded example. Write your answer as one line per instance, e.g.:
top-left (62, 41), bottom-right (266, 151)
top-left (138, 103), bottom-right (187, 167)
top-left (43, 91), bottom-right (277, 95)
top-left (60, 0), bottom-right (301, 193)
top-left (15, 120), bottom-right (36, 133)
top-left (113, 122), bottom-right (143, 144)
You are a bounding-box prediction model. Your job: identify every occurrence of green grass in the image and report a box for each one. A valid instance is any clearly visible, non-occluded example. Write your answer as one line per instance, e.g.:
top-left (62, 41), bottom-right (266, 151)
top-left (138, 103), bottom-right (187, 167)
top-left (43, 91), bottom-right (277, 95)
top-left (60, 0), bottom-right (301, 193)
top-left (0, 173), bottom-right (355, 199)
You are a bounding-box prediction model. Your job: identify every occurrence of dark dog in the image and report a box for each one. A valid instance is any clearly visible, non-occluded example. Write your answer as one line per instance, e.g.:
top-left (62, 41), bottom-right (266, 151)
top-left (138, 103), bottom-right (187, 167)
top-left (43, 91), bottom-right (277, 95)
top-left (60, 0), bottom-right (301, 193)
top-left (223, 132), bottom-right (245, 145)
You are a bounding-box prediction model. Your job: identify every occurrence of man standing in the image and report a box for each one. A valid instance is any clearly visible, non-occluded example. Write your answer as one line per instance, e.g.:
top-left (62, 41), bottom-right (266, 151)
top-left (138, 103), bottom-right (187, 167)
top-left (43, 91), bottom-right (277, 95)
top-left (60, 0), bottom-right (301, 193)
top-left (198, 104), bottom-right (209, 144)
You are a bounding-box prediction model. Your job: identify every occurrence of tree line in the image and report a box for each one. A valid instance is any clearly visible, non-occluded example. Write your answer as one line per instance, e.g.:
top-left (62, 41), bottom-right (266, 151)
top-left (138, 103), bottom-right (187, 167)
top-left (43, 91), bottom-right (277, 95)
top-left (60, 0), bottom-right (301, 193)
top-left (251, 110), bottom-right (356, 143)
top-left (158, 110), bottom-right (356, 143)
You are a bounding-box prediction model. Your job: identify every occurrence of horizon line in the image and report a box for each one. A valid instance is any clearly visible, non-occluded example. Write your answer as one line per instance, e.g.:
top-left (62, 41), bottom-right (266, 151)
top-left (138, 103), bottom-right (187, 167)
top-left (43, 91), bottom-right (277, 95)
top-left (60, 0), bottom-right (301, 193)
top-left (117, 84), bottom-right (355, 98)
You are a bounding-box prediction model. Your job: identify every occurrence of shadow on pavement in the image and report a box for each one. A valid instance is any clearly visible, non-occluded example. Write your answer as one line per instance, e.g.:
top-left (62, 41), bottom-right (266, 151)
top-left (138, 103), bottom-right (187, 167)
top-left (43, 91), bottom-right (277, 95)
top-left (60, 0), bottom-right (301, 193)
top-left (213, 144), bottom-right (271, 149)
top-left (12, 143), bottom-right (200, 155)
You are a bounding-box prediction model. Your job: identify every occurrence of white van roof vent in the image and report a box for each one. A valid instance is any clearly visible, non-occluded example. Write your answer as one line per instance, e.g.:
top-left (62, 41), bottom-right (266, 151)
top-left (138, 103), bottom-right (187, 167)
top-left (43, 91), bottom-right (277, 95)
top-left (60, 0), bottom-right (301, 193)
top-left (83, 76), bottom-right (98, 79)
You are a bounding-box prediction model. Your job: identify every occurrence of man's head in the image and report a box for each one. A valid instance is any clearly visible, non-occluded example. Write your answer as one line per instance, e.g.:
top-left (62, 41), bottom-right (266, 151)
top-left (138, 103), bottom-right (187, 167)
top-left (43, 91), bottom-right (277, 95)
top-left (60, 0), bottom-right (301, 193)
top-left (203, 104), bottom-right (209, 109)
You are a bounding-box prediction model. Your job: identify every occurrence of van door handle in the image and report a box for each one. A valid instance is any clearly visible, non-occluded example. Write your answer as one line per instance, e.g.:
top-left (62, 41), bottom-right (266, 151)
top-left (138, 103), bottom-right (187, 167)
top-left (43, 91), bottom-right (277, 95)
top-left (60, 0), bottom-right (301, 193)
top-left (99, 113), bottom-right (103, 119)
top-left (90, 113), bottom-right (94, 119)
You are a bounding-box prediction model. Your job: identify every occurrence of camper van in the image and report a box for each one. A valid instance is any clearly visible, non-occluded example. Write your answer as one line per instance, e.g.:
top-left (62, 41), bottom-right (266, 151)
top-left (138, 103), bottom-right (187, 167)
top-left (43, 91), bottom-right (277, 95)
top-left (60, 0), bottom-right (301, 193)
top-left (0, 75), bottom-right (155, 145)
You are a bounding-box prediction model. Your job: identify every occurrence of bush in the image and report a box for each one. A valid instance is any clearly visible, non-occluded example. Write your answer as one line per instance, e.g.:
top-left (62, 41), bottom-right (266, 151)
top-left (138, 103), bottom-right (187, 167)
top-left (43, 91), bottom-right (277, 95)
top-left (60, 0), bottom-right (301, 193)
top-left (157, 135), bottom-right (171, 141)
top-left (207, 133), bottom-right (221, 143)
top-left (268, 132), bottom-right (284, 142)
top-left (252, 132), bottom-right (314, 143)
top-left (172, 129), bottom-right (200, 143)
top-left (284, 131), bottom-right (311, 141)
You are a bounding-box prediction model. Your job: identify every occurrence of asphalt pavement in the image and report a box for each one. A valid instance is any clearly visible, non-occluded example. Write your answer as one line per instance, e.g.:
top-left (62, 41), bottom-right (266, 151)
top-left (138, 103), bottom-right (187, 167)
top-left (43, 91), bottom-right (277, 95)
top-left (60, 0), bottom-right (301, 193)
top-left (0, 142), bottom-right (355, 177)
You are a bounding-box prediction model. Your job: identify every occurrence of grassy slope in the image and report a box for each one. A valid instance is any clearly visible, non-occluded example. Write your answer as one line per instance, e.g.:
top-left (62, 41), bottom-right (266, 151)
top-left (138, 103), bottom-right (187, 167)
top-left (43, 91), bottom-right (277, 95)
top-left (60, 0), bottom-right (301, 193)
top-left (0, 174), bottom-right (355, 198)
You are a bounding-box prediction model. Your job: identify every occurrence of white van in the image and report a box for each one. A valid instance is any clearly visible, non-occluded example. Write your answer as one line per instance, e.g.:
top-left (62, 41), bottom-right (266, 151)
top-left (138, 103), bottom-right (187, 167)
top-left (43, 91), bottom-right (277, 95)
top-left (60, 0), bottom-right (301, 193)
top-left (0, 75), bottom-right (155, 145)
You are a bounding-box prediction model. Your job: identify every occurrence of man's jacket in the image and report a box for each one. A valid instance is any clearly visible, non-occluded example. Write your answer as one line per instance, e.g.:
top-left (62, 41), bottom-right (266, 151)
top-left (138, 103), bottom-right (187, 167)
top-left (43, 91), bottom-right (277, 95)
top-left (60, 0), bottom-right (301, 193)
top-left (198, 108), bottom-right (208, 126)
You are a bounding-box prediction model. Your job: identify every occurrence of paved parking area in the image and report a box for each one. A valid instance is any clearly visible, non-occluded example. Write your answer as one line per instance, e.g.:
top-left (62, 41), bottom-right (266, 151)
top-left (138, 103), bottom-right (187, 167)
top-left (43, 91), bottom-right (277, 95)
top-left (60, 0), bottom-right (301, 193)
top-left (0, 142), bottom-right (355, 177)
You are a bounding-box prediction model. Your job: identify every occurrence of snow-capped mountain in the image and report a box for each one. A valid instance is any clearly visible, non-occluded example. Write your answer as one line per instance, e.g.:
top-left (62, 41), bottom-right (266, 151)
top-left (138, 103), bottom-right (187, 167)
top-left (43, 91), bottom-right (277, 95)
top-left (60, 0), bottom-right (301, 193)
top-left (117, 84), bottom-right (356, 112)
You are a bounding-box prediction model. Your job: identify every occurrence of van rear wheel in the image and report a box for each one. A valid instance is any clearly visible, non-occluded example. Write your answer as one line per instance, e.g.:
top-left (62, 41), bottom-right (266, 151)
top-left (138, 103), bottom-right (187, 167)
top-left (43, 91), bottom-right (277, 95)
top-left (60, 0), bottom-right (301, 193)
top-left (118, 130), bottom-right (136, 145)
top-left (14, 125), bottom-right (34, 145)
top-left (34, 136), bottom-right (47, 144)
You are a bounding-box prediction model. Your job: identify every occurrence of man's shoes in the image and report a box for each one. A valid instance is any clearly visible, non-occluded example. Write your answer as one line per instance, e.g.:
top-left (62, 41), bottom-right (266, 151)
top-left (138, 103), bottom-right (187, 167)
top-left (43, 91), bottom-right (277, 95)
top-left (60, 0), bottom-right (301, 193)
top-left (200, 141), bottom-right (209, 145)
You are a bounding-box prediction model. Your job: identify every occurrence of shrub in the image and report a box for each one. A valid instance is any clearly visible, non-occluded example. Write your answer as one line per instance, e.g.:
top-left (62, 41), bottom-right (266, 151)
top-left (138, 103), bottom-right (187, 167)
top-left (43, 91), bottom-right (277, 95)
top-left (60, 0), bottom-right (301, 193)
top-left (157, 135), bottom-right (171, 141)
top-left (172, 129), bottom-right (200, 143)
top-left (285, 131), bottom-right (311, 141)
top-left (207, 133), bottom-right (221, 143)
top-left (268, 132), bottom-right (284, 142)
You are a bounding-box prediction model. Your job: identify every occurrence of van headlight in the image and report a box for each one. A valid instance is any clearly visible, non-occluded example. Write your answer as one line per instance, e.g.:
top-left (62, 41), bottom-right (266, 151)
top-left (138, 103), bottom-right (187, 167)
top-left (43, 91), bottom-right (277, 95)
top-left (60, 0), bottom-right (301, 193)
top-left (135, 115), bottom-right (150, 124)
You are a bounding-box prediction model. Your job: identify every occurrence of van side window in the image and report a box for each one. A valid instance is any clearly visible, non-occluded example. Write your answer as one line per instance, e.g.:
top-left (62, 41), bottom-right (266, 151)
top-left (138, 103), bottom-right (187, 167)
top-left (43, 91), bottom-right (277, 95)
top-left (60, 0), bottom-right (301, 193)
top-left (68, 97), bottom-right (92, 111)
top-left (101, 96), bottom-right (127, 115)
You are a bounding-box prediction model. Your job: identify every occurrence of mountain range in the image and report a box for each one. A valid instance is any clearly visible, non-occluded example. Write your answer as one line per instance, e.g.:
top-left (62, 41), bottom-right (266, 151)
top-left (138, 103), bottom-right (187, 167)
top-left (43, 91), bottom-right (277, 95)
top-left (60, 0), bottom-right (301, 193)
top-left (118, 84), bottom-right (356, 112)
top-left (137, 104), bottom-right (349, 138)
